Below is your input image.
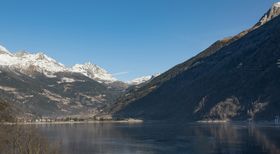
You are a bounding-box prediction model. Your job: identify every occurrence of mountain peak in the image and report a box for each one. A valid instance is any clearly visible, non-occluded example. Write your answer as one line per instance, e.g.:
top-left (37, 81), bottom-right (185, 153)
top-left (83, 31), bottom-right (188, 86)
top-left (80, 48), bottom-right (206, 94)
top-left (273, 2), bottom-right (280, 8)
top-left (34, 52), bottom-right (58, 63)
top-left (0, 44), bottom-right (118, 83)
top-left (72, 62), bottom-right (117, 83)
top-left (35, 52), bottom-right (47, 60)
top-left (255, 2), bottom-right (280, 27)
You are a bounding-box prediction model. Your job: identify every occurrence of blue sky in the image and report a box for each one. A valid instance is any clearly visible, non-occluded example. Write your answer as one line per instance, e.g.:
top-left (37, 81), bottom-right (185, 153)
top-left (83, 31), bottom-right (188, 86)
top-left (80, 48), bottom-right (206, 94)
top-left (0, 0), bottom-right (278, 81)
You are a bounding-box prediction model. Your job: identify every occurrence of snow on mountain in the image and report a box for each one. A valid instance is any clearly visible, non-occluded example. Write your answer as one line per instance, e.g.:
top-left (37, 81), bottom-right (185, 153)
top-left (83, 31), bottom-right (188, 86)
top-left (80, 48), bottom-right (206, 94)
top-left (274, 2), bottom-right (280, 7)
top-left (0, 49), bottom-right (66, 76)
top-left (127, 73), bottom-right (160, 85)
top-left (0, 45), bottom-right (117, 82)
top-left (0, 44), bottom-right (160, 84)
top-left (72, 62), bottom-right (117, 83)
top-left (255, 2), bottom-right (280, 27)
top-left (127, 76), bottom-right (153, 85)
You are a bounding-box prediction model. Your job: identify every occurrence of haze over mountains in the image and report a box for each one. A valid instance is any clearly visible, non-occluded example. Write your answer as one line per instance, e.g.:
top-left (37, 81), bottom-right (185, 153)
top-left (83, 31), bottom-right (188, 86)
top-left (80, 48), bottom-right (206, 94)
top-left (110, 2), bottom-right (280, 121)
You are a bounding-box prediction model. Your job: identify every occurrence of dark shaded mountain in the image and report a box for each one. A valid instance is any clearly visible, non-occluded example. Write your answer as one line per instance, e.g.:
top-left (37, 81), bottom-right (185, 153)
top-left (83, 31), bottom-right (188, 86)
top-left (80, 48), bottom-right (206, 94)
top-left (111, 4), bottom-right (280, 121)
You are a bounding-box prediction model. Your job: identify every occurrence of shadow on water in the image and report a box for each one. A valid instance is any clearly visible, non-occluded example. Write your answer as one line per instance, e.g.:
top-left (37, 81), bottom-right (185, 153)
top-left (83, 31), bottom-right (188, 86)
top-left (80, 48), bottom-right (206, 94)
top-left (32, 122), bottom-right (280, 154)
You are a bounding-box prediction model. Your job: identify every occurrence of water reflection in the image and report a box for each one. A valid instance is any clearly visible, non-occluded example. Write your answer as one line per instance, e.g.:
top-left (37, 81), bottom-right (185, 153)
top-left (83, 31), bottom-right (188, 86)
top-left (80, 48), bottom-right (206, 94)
top-left (248, 125), bottom-right (280, 154)
top-left (36, 123), bottom-right (280, 154)
top-left (190, 123), bottom-right (280, 154)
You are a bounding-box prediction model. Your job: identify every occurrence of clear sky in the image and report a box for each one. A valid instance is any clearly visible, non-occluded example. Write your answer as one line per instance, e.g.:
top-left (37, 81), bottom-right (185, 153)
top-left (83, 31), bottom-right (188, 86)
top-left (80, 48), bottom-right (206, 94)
top-left (0, 0), bottom-right (278, 81)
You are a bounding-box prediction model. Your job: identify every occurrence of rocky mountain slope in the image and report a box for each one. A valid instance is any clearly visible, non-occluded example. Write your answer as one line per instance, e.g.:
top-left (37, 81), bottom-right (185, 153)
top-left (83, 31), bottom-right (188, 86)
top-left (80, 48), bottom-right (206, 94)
top-left (0, 47), bottom-right (127, 118)
top-left (111, 3), bottom-right (280, 121)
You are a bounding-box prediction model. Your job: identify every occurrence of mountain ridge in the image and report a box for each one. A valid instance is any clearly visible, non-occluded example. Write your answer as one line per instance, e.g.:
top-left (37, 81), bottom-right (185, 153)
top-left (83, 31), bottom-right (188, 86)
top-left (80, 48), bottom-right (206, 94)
top-left (110, 3), bottom-right (280, 121)
top-left (0, 47), bottom-right (118, 83)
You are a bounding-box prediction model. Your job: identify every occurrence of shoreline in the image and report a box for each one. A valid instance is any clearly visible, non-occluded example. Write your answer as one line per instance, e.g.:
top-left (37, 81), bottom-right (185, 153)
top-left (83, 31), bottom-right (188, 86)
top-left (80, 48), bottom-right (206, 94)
top-left (197, 120), bottom-right (229, 123)
top-left (1, 119), bottom-right (144, 125)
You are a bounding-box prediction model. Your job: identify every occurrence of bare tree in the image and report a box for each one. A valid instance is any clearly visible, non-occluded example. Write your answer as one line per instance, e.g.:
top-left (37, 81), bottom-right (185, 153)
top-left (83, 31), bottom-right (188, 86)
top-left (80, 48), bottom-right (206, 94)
top-left (0, 125), bottom-right (61, 154)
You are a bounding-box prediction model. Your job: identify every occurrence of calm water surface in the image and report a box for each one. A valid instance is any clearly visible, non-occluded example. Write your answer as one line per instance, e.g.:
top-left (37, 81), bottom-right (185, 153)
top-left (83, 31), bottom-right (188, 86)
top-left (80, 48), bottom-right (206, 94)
top-left (35, 122), bottom-right (280, 154)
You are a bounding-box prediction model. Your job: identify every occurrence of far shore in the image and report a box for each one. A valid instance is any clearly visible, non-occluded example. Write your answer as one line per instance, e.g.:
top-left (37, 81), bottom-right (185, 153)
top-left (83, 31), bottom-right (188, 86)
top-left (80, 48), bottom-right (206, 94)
top-left (1, 119), bottom-right (144, 125)
top-left (197, 120), bottom-right (229, 123)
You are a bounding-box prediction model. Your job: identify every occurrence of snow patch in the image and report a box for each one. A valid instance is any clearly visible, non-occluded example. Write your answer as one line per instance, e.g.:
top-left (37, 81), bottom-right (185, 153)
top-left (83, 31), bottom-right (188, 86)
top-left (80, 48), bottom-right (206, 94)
top-left (0, 85), bottom-right (26, 100)
top-left (41, 89), bottom-right (71, 105)
top-left (127, 73), bottom-right (160, 85)
top-left (24, 95), bottom-right (34, 98)
top-left (127, 76), bottom-right (153, 85)
top-left (0, 85), bottom-right (16, 92)
top-left (59, 77), bottom-right (76, 83)
top-left (273, 2), bottom-right (280, 8)
top-left (45, 73), bottom-right (57, 78)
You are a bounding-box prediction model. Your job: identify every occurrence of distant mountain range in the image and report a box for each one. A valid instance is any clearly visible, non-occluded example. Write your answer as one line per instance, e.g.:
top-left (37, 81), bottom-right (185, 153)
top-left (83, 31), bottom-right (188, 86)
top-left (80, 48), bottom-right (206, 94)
top-left (0, 47), bottom-right (118, 83)
top-left (110, 2), bottom-right (280, 121)
top-left (0, 41), bottom-right (161, 118)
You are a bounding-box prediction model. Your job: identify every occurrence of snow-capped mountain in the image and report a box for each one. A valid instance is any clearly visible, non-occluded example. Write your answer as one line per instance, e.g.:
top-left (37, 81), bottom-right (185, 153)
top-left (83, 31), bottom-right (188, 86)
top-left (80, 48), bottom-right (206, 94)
top-left (0, 46), bottom-right (117, 83)
top-left (72, 62), bottom-right (117, 83)
top-left (127, 73), bottom-right (160, 85)
top-left (255, 2), bottom-right (280, 27)
top-left (0, 50), bottom-right (66, 77)
top-left (0, 45), bottom-right (127, 117)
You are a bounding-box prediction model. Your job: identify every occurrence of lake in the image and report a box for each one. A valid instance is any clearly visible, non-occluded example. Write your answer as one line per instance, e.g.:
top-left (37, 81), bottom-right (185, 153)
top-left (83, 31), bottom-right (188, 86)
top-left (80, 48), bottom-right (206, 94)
top-left (35, 122), bottom-right (280, 154)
